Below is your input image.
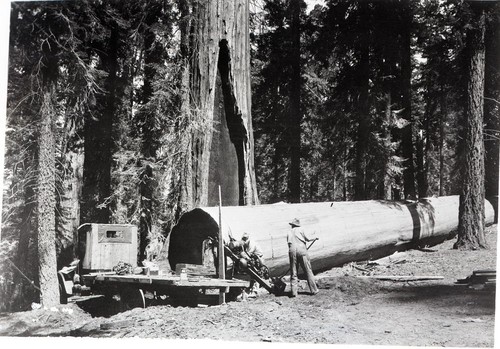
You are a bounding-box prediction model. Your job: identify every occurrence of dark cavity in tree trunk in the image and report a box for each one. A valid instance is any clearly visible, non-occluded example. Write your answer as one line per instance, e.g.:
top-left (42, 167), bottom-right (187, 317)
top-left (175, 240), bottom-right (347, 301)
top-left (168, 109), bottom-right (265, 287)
top-left (208, 40), bottom-right (248, 206)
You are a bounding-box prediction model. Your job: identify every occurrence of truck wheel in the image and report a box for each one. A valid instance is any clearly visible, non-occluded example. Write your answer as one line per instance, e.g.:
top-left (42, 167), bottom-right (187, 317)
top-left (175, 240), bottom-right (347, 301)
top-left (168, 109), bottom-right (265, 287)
top-left (59, 283), bottom-right (68, 304)
top-left (169, 288), bottom-right (199, 307)
top-left (119, 288), bottom-right (145, 311)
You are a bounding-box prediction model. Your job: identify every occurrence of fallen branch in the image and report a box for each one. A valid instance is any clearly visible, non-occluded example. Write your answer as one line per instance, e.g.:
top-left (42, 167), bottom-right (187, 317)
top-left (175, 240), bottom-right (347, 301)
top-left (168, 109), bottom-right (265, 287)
top-left (6, 258), bottom-right (41, 291)
top-left (353, 265), bottom-right (371, 273)
top-left (357, 275), bottom-right (444, 282)
top-left (417, 248), bottom-right (438, 253)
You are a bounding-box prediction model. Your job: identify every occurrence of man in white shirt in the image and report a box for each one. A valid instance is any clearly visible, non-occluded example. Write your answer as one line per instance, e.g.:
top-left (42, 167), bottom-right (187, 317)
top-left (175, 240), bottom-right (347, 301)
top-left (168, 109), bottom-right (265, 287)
top-left (287, 218), bottom-right (319, 297)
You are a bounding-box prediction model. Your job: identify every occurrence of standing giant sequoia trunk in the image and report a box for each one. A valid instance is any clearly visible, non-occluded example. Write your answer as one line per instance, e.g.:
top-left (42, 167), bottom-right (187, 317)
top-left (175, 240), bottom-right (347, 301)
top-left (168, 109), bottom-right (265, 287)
top-left (178, 0), bottom-right (258, 210)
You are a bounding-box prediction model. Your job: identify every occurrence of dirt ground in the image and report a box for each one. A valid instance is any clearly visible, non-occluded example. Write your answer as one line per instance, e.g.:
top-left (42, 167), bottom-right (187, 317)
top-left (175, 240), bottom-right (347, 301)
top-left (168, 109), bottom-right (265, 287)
top-left (0, 225), bottom-right (497, 347)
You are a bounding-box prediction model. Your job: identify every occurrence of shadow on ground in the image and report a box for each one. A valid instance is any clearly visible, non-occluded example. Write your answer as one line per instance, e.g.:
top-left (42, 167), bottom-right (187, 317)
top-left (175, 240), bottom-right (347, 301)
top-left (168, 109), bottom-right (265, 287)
top-left (386, 283), bottom-right (495, 312)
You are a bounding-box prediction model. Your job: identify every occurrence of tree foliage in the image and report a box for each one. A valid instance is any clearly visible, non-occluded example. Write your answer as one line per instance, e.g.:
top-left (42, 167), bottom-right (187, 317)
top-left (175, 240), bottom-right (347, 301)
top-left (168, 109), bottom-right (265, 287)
top-left (251, 0), bottom-right (499, 207)
top-left (1, 0), bottom-right (184, 310)
top-left (2, 0), bottom-right (498, 310)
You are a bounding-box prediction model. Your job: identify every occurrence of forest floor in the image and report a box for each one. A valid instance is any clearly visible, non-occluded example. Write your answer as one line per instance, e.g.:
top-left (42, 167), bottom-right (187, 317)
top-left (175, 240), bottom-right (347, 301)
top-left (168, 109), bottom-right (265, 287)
top-left (0, 224), bottom-right (497, 347)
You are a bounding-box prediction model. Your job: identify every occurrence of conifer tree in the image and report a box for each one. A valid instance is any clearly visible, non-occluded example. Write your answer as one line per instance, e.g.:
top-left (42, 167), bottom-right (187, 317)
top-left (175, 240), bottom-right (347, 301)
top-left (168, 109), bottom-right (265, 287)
top-left (456, 2), bottom-right (488, 249)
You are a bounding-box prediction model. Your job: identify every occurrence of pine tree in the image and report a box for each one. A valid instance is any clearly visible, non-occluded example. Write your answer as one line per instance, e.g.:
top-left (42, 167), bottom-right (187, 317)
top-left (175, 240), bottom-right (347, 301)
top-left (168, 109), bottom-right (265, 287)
top-left (399, 1), bottom-right (416, 199)
top-left (455, 2), bottom-right (487, 249)
top-left (3, 0), bottom-right (108, 309)
top-left (289, 0), bottom-right (302, 203)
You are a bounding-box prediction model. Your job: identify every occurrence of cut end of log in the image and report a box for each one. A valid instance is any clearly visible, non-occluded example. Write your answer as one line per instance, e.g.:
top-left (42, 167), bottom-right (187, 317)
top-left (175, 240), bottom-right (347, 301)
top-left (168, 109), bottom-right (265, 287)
top-left (168, 209), bottom-right (219, 270)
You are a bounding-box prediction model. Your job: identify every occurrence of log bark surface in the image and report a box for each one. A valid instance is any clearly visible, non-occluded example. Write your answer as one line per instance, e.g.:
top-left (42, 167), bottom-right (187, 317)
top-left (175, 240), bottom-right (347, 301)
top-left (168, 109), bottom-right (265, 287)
top-left (168, 196), bottom-right (495, 277)
top-left (37, 90), bottom-right (60, 307)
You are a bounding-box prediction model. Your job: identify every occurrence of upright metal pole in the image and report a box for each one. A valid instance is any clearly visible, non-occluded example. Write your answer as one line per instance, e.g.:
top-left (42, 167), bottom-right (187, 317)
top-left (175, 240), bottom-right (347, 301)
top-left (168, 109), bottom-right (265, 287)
top-left (218, 185), bottom-right (225, 304)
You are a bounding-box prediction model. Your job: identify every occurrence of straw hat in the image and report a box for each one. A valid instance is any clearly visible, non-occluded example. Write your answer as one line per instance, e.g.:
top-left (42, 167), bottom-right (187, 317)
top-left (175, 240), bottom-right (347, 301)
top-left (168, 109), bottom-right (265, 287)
top-left (242, 232), bottom-right (249, 241)
top-left (289, 218), bottom-right (301, 227)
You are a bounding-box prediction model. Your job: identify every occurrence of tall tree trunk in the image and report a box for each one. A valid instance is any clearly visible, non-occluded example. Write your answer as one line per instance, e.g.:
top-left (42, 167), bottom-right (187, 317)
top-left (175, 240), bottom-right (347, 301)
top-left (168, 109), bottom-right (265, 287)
top-left (35, 25), bottom-right (61, 306)
top-left (178, 0), bottom-right (258, 210)
top-left (58, 116), bottom-right (84, 267)
top-left (140, 5), bottom-right (163, 159)
top-left (81, 26), bottom-right (119, 224)
top-left (415, 130), bottom-right (425, 198)
top-left (343, 123), bottom-right (348, 201)
top-left (11, 176), bottom-right (36, 311)
top-left (137, 6), bottom-right (163, 261)
top-left (8, 8), bottom-right (36, 306)
top-left (354, 3), bottom-right (370, 201)
top-left (438, 87), bottom-right (447, 196)
top-left (176, 0), bottom-right (194, 218)
top-left (419, 97), bottom-right (436, 198)
top-left (244, 0), bottom-right (259, 206)
top-left (381, 31), bottom-right (396, 200)
top-left (36, 89), bottom-right (59, 307)
top-left (455, 4), bottom-right (487, 250)
top-left (139, 165), bottom-right (154, 262)
top-left (289, 0), bottom-right (301, 203)
top-left (400, 3), bottom-right (416, 199)
top-left (381, 90), bottom-right (393, 200)
top-left (484, 7), bottom-right (499, 223)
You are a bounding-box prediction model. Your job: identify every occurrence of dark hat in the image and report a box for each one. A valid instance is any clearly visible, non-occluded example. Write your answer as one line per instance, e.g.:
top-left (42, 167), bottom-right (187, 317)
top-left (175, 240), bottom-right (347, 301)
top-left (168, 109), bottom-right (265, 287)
top-left (289, 218), bottom-right (301, 227)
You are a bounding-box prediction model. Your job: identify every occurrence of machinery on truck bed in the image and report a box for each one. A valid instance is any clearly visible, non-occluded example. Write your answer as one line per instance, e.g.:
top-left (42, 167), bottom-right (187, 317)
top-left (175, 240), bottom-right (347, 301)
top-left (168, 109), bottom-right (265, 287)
top-left (58, 223), bottom-right (275, 309)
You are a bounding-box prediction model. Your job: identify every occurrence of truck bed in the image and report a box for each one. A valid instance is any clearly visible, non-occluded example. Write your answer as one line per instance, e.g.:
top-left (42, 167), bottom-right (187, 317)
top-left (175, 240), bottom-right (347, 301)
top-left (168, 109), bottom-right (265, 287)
top-left (83, 272), bottom-right (250, 289)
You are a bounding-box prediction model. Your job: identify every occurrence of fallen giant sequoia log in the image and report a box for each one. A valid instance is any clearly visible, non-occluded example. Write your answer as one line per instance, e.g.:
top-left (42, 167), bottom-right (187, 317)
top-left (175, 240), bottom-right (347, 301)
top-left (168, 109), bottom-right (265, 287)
top-left (168, 196), bottom-right (495, 277)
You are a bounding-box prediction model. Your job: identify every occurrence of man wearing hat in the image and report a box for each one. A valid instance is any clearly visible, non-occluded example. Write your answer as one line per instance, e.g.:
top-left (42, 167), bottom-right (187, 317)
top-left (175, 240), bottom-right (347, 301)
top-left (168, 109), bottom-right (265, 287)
top-left (287, 218), bottom-right (319, 296)
top-left (241, 232), bottom-right (264, 267)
